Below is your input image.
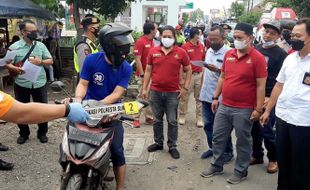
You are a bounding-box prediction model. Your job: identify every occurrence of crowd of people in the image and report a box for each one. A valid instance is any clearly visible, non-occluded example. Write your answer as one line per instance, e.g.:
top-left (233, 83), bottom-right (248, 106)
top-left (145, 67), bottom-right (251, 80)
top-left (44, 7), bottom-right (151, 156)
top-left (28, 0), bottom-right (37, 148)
top-left (0, 12), bottom-right (310, 190)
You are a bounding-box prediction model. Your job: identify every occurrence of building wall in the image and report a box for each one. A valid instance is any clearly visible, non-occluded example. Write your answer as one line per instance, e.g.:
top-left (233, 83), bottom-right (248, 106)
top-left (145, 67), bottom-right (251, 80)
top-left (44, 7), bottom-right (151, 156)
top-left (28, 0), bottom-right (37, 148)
top-left (131, 0), bottom-right (186, 31)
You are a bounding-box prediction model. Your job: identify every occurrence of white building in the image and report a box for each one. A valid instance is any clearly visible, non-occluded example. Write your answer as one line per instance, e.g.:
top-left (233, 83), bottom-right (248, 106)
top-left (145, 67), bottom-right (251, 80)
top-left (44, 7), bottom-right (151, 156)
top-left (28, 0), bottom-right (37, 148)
top-left (131, 0), bottom-right (186, 31)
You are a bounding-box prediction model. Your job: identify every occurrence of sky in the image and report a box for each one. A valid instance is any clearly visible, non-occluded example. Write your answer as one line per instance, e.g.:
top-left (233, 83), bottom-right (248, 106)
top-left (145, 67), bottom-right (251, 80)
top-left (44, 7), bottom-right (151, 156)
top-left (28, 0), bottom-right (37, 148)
top-left (189, 0), bottom-right (235, 15)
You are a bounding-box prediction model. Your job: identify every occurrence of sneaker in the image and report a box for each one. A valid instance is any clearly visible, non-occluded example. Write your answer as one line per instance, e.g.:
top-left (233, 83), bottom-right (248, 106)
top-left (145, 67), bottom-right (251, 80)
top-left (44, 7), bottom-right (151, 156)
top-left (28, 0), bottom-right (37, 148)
top-left (201, 167), bottom-right (224, 178)
top-left (267, 161), bottom-right (278, 174)
top-left (17, 136), bottom-right (29, 144)
top-left (250, 157), bottom-right (264, 165)
top-left (37, 134), bottom-right (48, 143)
top-left (147, 143), bottom-right (163, 152)
top-left (178, 116), bottom-right (185, 125)
top-left (227, 173), bottom-right (247, 184)
top-left (201, 150), bottom-right (213, 159)
top-left (145, 118), bottom-right (154, 125)
top-left (223, 154), bottom-right (234, 164)
top-left (133, 120), bottom-right (141, 128)
top-left (0, 143), bottom-right (9, 151)
top-left (168, 148), bottom-right (180, 159)
top-left (0, 159), bottom-right (14, 171)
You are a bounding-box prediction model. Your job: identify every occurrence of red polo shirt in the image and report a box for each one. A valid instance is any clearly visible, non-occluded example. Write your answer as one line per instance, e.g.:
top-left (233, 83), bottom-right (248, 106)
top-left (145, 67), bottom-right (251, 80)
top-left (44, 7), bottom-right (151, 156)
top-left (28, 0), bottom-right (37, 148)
top-left (182, 41), bottom-right (205, 72)
top-left (147, 46), bottom-right (190, 92)
top-left (221, 47), bottom-right (267, 108)
top-left (134, 35), bottom-right (154, 76)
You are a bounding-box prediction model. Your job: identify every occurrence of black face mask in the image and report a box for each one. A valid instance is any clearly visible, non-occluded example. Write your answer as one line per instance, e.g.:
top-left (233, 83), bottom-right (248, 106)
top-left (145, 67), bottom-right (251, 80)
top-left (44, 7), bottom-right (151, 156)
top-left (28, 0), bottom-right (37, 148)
top-left (282, 30), bottom-right (291, 44)
top-left (291, 39), bottom-right (305, 51)
top-left (210, 43), bottom-right (223, 51)
top-left (27, 32), bottom-right (37, 41)
top-left (92, 28), bottom-right (99, 38)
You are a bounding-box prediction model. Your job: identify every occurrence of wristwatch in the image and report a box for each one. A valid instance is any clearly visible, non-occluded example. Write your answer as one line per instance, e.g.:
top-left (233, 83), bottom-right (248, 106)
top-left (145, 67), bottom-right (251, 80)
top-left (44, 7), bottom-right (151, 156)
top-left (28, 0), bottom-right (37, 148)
top-left (64, 104), bottom-right (70, 117)
top-left (212, 97), bottom-right (219, 100)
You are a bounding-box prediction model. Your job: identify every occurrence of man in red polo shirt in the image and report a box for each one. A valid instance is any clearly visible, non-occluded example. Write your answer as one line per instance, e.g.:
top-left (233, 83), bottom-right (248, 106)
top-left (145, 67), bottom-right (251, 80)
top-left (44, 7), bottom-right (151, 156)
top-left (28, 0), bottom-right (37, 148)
top-left (142, 25), bottom-right (192, 159)
top-left (133, 21), bottom-right (157, 127)
top-left (179, 27), bottom-right (205, 127)
top-left (201, 23), bottom-right (267, 184)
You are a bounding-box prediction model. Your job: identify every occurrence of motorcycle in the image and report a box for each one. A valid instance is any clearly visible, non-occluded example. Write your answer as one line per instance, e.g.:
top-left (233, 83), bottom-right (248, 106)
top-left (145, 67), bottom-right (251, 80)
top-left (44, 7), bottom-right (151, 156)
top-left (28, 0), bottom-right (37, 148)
top-left (50, 81), bottom-right (148, 190)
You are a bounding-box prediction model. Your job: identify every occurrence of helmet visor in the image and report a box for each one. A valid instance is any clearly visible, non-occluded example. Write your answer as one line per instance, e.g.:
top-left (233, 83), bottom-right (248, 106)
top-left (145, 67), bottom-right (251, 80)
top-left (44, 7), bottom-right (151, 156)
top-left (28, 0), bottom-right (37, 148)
top-left (112, 34), bottom-right (134, 46)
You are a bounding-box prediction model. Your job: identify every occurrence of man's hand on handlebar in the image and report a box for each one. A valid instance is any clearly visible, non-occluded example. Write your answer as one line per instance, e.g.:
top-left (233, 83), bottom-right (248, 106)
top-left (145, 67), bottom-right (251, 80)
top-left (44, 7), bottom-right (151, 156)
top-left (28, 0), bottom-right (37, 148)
top-left (61, 97), bottom-right (82, 104)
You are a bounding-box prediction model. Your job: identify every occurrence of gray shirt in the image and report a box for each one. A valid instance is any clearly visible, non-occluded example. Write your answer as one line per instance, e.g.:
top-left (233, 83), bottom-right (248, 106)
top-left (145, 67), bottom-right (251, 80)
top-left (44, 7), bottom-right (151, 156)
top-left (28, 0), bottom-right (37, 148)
top-left (76, 43), bottom-right (90, 72)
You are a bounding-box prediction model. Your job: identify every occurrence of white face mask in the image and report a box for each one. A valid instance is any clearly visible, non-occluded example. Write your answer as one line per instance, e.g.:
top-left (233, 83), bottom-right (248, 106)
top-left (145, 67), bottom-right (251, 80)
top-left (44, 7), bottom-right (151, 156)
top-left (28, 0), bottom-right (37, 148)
top-left (234, 39), bottom-right (247, 50)
top-left (161, 37), bottom-right (175, 48)
top-left (262, 40), bottom-right (275, 48)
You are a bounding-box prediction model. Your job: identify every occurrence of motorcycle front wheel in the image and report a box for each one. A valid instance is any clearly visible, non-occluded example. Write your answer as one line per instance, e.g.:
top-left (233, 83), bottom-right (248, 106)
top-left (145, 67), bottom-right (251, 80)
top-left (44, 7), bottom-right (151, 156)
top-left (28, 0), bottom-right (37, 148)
top-left (65, 174), bottom-right (82, 190)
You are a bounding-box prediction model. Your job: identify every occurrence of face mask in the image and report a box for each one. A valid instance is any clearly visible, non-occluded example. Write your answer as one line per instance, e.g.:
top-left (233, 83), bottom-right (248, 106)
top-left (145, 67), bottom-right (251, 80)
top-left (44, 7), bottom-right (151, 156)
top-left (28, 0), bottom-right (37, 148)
top-left (200, 35), bottom-right (204, 41)
top-left (27, 32), bottom-right (37, 41)
top-left (291, 39), bottom-right (305, 51)
top-left (234, 39), bottom-right (247, 50)
top-left (92, 28), bottom-right (99, 38)
top-left (210, 43), bottom-right (223, 51)
top-left (161, 38), bottom-right (175, 48)
top-left (107, 44), bottom-right (130, 67)
top-left (282, 30), bottom-right (291, 42)
top-left (262, 41), bottom-right (275, 48)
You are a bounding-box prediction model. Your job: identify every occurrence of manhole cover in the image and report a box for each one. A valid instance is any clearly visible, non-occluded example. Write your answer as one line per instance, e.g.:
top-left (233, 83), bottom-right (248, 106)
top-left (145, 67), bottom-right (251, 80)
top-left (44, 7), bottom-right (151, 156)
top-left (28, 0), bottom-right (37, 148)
top-left (124, 134), bottom-right (155, 165)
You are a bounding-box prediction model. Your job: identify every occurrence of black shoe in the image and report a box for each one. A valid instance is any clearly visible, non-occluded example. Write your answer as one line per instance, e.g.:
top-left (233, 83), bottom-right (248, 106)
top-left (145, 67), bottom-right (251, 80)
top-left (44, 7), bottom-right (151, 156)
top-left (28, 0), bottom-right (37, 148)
top-left (0, 143), bottom-right (9, 151)
top-left (147, 143), bottom-right (163, 152)
top-left (168, 148), bottom-right (180, 159)
top-left (0, 159), bottom-right (14, 170)
top-left (17, 136), bottom-right (29, 144)
top-left (37, 134), bottom-right (48, 143)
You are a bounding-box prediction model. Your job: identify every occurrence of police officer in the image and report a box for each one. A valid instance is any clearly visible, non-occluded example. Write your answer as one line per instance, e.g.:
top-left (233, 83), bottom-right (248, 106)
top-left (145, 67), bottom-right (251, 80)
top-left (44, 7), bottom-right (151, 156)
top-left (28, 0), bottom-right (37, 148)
top-left (73, 14), bottom-right (100, 78)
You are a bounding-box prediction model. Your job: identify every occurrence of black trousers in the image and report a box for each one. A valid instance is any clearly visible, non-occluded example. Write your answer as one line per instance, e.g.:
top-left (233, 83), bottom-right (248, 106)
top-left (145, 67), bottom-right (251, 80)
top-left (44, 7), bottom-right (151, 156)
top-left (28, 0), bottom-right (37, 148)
top-left (14, 83), bottom-right (48, 137)
top-left (276, 117), bottom-right (310, 190)
top-left (251, 108), bottom-right (277, 161)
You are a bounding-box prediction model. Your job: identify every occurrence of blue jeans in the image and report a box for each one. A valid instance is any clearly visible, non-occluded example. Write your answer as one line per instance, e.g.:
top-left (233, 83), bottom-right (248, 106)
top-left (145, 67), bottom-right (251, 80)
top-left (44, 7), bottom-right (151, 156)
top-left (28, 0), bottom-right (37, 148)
top-left (202, 102), bottom-right (233, 154)
top-left (109, 121), bottom-right (125, 167)
top-left (149, 90), bottom-right (179, 149)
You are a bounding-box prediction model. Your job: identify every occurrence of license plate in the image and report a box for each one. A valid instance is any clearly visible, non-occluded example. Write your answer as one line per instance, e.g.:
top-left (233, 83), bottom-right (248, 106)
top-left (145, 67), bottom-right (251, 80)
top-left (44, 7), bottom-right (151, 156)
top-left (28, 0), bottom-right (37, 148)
top-left (68, 127), bottom-right (107, 146)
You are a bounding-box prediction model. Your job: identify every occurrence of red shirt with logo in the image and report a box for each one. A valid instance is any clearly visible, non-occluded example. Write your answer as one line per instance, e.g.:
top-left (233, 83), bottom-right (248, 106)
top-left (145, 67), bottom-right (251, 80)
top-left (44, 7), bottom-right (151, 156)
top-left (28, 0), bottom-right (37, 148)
top-left (221, 47), bottom-right (267, 108)
top-left (134, 35), bottom-right (154, 76)
top-left (147, 46), bottom-right (190, 92)
top-left (182, 41), bottom-right (205, 72)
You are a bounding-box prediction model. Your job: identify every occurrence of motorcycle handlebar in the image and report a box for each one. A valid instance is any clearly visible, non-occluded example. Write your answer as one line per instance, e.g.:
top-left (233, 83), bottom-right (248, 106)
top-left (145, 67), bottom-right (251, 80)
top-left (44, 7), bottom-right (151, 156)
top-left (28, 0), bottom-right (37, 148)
top-left (119, 115), bottom-right (135, 122)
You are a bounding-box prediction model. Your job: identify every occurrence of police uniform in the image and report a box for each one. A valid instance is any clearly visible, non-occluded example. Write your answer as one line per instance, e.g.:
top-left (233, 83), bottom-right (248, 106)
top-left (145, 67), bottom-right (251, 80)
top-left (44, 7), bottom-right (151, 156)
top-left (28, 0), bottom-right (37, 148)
top-left (73, 17), bottom-right (100, 74)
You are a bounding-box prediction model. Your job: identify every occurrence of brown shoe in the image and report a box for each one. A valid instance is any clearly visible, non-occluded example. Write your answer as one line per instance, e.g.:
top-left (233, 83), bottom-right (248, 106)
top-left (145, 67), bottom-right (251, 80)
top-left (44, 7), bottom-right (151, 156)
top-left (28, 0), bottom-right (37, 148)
top-left (250, 158), bottom-right (264, 165)
top-left (267, 162), bottom-right (278, 174)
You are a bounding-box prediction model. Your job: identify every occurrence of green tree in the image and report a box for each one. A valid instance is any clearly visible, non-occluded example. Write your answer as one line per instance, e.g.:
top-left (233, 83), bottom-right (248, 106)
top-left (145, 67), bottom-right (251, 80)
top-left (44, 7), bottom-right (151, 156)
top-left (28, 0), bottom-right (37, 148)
top-left (189, 8), bottom-right (204, 23)
top-left (67, 0), bottom-right (136, 30)
top-left (231, 2), bottom-right (245, 18)
top-left (239, 11), bottom-right (263, 25)
top-left (31, 0), bottom-right (65, 18)
top-left (182, 12), bottom-right (189, 26)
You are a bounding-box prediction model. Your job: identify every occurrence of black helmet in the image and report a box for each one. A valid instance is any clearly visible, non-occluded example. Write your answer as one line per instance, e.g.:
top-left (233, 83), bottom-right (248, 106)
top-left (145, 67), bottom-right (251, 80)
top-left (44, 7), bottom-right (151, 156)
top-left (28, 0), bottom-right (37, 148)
top-left (99, 23), bottom-right (134, 67)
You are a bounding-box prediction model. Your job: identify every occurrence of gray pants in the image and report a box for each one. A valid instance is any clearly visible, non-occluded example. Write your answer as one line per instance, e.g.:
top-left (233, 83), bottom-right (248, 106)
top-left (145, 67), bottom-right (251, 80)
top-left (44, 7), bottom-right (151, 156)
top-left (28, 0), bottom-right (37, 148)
top-left (211, 104), bottom-right (253, 176)
top-left (149, 90), bottom-right (179, 149)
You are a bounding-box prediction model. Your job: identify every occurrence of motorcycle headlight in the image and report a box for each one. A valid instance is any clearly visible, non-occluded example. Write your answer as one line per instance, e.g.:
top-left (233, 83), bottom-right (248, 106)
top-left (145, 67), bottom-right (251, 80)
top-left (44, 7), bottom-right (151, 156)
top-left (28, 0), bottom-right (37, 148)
top-left (62, 132), bottom-right (70, 156)
top-left (89, 141), bottom-right (110, 161)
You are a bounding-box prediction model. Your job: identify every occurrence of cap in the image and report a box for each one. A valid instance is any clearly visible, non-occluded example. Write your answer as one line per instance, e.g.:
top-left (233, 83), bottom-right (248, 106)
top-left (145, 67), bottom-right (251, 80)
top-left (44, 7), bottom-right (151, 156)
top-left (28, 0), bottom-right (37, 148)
top-left (220, 23), bottom-right (232, 30)
top-left (176, 25), bottom-right (182, 30)
top-left (263, 21), bottom-right (281, 34)
top-left (81, 16), bottom-right (100, 26)
top-left (235, 22), bottom-right (253, 36)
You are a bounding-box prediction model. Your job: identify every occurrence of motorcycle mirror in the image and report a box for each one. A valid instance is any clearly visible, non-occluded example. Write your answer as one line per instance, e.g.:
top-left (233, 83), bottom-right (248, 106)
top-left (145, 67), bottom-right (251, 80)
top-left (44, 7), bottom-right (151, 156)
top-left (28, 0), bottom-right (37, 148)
top-left (49, 81), bottom-right (65, 92)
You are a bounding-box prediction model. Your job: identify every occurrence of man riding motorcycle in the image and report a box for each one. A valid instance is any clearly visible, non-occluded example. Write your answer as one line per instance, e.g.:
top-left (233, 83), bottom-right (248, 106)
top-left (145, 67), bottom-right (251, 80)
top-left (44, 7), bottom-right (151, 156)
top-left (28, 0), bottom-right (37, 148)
top-left (73, 22), bottom-right (133, 190)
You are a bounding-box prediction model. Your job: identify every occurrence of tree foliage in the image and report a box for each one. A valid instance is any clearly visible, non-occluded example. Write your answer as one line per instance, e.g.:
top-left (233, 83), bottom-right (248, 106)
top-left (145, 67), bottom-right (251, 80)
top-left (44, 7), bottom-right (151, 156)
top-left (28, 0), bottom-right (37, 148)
top-left (239, 11), bottom-right (263, 25)
top-left (66, 0), bottom-right (135, 19)
top-left (31, 0), bottom-right (60, 12)
top-left (189, 8), bottom-right (204, 23)
top-left (182, 12), bottom-right (189, 26)
top-left (230, 2), bottom-right (245, 18)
